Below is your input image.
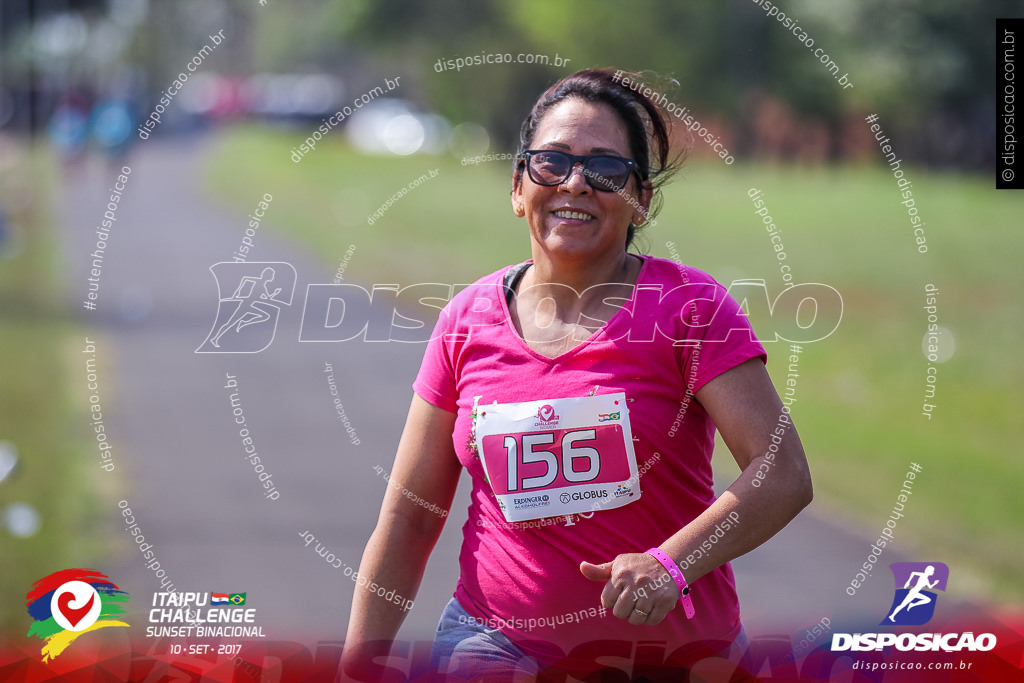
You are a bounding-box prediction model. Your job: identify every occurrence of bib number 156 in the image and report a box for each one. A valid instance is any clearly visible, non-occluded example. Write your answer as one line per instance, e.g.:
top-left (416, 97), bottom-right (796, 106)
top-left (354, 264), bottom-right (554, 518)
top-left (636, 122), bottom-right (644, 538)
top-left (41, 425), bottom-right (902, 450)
top-left (503, 429), bottom-right (600, 492)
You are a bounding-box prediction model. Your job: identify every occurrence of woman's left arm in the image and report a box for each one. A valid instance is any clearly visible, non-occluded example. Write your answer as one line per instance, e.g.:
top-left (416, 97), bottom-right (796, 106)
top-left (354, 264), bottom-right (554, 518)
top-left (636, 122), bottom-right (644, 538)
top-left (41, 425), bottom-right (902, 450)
top-left (581, 357), bottom-right (813, 624)
top-left (662, 355), bottom-right (813, 575)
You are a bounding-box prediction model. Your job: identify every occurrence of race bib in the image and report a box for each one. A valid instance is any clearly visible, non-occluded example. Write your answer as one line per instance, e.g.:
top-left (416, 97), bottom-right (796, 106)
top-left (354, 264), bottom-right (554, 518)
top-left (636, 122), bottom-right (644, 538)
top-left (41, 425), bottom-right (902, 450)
top-left (474, 393), bottom-right (641, 522)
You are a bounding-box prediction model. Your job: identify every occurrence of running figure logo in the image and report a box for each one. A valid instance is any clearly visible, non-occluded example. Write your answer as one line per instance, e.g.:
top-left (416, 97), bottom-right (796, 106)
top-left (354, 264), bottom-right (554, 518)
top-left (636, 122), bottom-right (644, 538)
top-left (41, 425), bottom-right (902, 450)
top-left (882, 562), bottom-right (949, 626)
top-left (197, 262), bottom-right (296, 353)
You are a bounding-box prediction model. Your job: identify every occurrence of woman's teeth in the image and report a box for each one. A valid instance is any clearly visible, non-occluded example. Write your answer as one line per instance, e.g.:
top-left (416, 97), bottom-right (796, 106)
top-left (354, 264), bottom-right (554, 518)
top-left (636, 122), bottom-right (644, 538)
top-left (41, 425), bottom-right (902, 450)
top-left (553, 210), bottom-right (593, 220)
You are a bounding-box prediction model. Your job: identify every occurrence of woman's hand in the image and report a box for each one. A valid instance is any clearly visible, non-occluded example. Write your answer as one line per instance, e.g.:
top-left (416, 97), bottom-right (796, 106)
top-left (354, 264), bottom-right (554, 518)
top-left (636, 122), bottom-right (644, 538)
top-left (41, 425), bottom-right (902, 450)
top-left (580, 553), bottom-right (678, 626)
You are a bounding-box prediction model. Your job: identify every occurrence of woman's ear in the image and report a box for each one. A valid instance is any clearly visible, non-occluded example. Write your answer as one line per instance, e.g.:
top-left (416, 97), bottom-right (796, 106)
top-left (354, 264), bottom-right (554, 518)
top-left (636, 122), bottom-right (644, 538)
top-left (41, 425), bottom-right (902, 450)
top-left (633, 180), bottom-right (654, 225)
top-left (511, 167), bottom-right (525, 216)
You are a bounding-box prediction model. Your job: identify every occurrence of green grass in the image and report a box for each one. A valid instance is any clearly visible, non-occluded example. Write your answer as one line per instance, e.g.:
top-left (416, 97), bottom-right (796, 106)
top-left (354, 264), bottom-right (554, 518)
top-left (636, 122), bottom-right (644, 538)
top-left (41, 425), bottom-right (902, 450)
top-left (0, 146), bottom-right (107, 635)
top-left (205, 124), bottom-right (1023, 605)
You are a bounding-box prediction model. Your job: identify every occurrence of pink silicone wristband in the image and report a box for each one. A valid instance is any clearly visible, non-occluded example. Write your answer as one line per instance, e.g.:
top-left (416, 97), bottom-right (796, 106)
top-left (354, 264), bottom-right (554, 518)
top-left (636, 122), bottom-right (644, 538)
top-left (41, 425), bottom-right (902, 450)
top-left (646, 548), bottom-right (695, 619)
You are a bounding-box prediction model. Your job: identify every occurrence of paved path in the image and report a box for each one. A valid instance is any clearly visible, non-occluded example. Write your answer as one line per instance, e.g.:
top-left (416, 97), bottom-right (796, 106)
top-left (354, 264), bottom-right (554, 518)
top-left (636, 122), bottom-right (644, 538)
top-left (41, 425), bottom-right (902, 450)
top-left (57, 133), bottom-right (930, 657)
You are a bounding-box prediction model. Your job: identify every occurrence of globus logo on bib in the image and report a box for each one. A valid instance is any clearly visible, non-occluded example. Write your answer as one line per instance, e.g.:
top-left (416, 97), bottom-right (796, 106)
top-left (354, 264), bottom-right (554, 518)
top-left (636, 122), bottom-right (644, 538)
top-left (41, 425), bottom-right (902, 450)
top-left (561, 490), bottom-right (608, 504)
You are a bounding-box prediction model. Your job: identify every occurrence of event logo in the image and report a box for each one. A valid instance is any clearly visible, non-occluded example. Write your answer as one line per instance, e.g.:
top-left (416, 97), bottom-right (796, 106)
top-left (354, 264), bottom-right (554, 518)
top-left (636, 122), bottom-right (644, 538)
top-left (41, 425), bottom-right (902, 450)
top-left (196, 263), bottom-right (297, 353)
top-left (882, 562), bottom-right (948, 626)
top-left (25, 569), bottom-right (129, 661)
top-left (534, 404), bottom-right (560, 427)
top-left (537, 405), bottom-right (559, 423)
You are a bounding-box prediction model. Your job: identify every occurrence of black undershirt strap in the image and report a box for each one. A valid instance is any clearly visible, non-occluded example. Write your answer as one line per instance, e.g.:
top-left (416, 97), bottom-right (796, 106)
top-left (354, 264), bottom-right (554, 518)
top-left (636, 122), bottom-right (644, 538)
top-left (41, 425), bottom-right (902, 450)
top-left (502, 262), bottom-right (532, 306)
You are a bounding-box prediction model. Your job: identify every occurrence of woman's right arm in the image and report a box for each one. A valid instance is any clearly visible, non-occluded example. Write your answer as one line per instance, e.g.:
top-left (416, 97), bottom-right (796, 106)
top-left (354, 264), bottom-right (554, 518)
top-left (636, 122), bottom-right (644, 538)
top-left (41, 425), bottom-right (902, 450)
top-left (340, 394), bottom-right (462, 681)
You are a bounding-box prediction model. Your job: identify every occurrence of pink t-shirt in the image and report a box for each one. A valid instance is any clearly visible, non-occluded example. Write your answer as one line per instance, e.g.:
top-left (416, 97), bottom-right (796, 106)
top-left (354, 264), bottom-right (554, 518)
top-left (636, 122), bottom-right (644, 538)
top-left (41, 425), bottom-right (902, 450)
top-left (412, 255), bottom-right (766, 669)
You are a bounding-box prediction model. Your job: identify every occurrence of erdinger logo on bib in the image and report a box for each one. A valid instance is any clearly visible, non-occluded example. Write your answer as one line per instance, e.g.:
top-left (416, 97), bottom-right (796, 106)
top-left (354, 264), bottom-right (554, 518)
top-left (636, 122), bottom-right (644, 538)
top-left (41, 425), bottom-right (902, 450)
top-left (475, 393), bottom-right (641, 522)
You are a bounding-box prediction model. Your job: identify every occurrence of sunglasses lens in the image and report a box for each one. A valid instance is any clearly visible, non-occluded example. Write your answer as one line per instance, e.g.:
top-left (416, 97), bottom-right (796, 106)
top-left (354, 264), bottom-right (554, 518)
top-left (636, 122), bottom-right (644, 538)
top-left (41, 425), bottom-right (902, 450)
top-left (584, 157), bottom-right (631, 191)
top-left (529, 151), bottom-right (572, 185)
top-left (526, 151), bottom-right (633, 191)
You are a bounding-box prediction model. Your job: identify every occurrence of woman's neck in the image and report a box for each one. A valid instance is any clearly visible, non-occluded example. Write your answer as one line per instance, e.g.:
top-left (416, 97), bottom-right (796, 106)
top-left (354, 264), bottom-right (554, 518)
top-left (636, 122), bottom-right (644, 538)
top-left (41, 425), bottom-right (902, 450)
top-left (517, 251), bottom-right (641, 321)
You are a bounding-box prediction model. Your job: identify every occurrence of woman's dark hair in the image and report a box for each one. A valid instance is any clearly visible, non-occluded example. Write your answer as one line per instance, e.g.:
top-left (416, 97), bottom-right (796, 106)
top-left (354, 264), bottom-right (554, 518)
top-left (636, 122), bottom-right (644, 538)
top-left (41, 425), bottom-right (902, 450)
top-left (513, 68), bottom-right (687, 249)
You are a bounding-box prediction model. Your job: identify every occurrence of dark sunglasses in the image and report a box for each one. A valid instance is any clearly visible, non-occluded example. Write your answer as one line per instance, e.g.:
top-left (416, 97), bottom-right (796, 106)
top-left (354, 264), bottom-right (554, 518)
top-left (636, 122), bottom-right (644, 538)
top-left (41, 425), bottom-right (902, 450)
top-left (518, 149), bottom-right (643, 193)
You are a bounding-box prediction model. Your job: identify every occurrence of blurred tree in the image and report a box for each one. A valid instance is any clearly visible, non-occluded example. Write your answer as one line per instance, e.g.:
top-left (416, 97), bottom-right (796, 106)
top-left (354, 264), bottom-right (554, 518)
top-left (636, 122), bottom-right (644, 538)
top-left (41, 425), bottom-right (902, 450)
top-left (274, 0), bottom-right (1008, 167)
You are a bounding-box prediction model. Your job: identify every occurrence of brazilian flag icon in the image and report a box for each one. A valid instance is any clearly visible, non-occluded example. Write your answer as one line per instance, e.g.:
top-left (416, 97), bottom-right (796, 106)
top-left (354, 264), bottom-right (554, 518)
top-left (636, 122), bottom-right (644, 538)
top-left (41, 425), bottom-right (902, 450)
top-left (228, 593), bottom-right (246, 606)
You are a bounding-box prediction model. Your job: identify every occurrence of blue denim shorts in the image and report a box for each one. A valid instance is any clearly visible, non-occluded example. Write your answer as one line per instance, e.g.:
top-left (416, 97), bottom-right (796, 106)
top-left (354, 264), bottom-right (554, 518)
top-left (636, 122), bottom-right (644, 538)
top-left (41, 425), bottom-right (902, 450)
top-left (431, 597), bottom-right (750, 680)
top-left (431, 597), bottom-right (540, 680)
